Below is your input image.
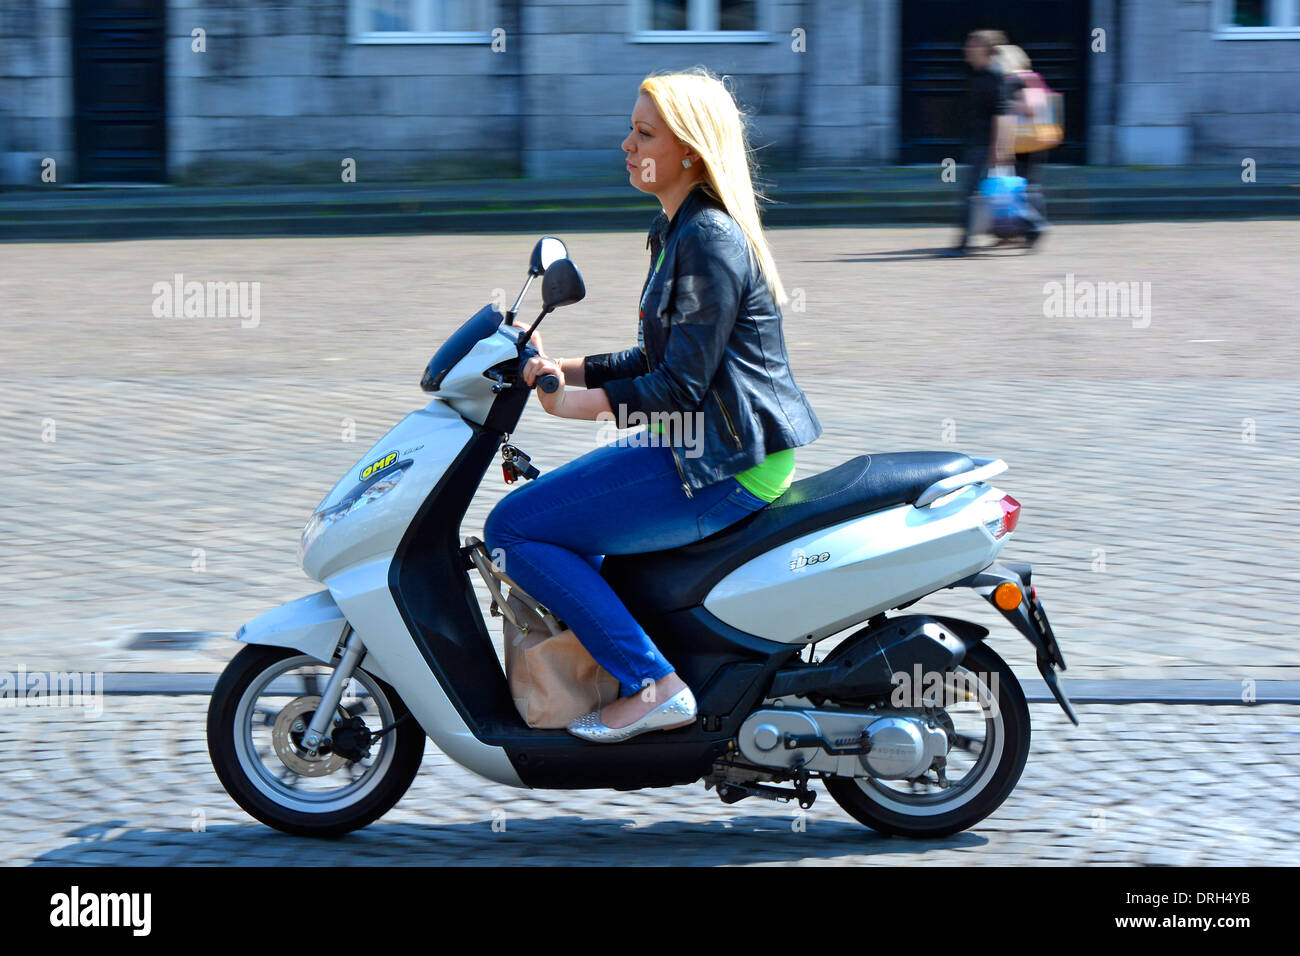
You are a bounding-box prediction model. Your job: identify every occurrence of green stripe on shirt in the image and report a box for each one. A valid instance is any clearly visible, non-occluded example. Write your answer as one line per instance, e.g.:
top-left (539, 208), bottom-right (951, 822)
top-left (649, 420), bottom-right (794, 502)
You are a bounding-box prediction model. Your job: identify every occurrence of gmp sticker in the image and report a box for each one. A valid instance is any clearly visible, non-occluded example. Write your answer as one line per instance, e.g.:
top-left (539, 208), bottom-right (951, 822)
top-left (360, 451), bottom-right (398, 481)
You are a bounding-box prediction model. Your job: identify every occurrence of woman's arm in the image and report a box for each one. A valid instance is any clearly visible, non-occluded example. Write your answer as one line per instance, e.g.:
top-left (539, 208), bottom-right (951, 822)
top-left (556, 356), bottom-right (586, 388)
top-left (520, 354), bottom-right (612, 420)
top-left (995, 113), bottom-right (1017, 166)
top-left (528, 328), bottom-right (644, 390)
top-left (554, 385), bottom-right (613, 420)
top-left (582, 347), bottom-right (649, 389)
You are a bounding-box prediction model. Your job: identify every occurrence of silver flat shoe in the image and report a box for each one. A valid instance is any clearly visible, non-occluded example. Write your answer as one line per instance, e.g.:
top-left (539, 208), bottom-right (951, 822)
top-left (566, 687), bottom-right (697, 743)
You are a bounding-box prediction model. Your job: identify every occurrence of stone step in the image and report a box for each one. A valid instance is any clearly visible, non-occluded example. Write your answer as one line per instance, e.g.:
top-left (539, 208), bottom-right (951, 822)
top-left (3, 192), bottom-right (1298, 240)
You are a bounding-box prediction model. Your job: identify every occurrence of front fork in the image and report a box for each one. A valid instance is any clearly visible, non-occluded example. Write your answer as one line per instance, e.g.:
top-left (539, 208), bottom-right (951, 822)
top-left (300, 626), bottom-right (367, 754)
top-left (959, 561), bottom-right (1079, 726)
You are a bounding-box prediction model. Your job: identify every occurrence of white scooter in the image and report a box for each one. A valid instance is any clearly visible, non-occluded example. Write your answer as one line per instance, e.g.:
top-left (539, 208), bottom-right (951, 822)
top-left (206, 237), bottom-right (1076, 839)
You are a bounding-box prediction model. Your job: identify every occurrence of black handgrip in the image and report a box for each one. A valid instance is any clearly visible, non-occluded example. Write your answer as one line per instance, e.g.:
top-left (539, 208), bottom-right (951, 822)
top-left (537, 373), bottom-right (560, 394)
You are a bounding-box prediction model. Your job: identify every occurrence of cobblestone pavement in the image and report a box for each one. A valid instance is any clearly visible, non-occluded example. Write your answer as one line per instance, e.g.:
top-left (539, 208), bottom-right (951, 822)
top-left (0, 221), bottom-right (1295, 680)
top-left (0, 222), bottom-right (1297, 863)
top-left (2, 698), bottom-right (1296, 866)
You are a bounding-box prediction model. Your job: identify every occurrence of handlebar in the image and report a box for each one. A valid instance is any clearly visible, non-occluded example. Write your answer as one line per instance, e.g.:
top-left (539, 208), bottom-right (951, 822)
top-left (519, 344), bottom-right (561, 394)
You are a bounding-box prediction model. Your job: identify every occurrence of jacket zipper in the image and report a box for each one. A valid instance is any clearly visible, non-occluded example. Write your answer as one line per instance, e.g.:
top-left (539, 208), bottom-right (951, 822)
top-left (645, 333), bottom-right (693, 499)
top-left (713, 387), bottom-right (744, 450)
top-left (670, 443), bottom-right (692, 498)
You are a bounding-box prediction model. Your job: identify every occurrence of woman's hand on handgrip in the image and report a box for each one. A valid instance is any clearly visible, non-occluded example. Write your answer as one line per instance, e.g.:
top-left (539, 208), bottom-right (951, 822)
top-left (523, 354), bottom-right (566, 415)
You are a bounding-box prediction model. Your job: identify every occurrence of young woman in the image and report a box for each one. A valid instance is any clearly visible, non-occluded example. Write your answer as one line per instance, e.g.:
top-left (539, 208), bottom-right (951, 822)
top-left (994, 43), bottom-right (1051, 247)
top-left (484, 67), bottom-right (822, 743)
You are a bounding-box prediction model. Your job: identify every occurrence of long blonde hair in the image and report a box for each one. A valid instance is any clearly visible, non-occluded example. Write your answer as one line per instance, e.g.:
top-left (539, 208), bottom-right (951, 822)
top-left (639, 67), bottom-right (787, 305)
top-left (995, 44), bottom-right (1032, 73)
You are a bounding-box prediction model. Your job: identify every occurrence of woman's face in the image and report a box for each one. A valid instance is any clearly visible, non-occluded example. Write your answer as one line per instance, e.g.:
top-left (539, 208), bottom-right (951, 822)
top-left (623, 93), bottom-right (696, 197)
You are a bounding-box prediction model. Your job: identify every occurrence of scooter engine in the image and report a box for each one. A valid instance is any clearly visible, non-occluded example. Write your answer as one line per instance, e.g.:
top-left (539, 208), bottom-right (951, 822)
top-left (737, 707), bottom-right (948, 780)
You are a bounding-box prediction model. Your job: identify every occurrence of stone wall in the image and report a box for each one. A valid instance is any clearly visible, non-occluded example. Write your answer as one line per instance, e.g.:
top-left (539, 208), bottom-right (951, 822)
top-left (1107, 0), bottom-right (1300, 165)
top-left (516, 0), bottom-right (808, 178)
top-left (3, 0), bottom-right (1294, 184)
top-left (1176, 0), bottom-right (1300, 166)
top-left (799, 0), bottom-right (898, 166)
top-left (167, 0), bottom-right (523, 183)
top-left (166, 0), bottom-right (819, 183)
top-left (0, 0), bottom-right (74, 185)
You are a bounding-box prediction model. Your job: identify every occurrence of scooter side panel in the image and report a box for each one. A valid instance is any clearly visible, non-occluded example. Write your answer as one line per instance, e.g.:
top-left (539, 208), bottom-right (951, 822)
top-left (703, 486), bottom-right (1008, 643)
top-left (432, 327), bottom-right (520, 426)
top-left (326, 556), bottom-right (526, 789)
top-left (303, 401), bottom-right (474, 583)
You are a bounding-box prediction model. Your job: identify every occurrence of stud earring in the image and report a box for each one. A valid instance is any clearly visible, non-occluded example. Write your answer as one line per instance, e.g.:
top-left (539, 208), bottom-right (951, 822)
top-left (681, 158), bottom-right (692, 168)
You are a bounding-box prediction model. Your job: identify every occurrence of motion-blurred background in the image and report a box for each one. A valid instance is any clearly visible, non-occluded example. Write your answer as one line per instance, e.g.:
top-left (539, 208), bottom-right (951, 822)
top-left (4, 0), bottom-right (1299, 186)
top-left (1, 1), bottom-right (1298, 866)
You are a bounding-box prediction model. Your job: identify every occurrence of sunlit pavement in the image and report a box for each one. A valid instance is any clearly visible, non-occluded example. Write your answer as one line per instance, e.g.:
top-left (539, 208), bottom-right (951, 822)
top-left (2, 221), bottom-right (1297, 863)
top-left (4, 698), bottom-right (1297, 865)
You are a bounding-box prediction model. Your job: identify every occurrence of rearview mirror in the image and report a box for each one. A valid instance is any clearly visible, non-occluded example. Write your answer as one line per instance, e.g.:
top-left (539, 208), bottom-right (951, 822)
top-left (529, 236), bottom-right (568, 276)
top-left (541, 258), bottom-right (585, 311)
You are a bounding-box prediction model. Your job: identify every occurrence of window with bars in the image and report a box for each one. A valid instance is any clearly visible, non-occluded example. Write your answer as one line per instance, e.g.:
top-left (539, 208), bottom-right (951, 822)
top-left (1215, 0), bottom-right (1300, 37)
top-left (632, 0), bottom-right (769, 42)
top-left (350, 0), bottom-right (495, 42)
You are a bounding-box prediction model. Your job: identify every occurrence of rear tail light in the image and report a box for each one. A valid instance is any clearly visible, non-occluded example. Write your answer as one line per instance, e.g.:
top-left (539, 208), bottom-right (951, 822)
top-left (985, 494), bottom-right (1021, 539)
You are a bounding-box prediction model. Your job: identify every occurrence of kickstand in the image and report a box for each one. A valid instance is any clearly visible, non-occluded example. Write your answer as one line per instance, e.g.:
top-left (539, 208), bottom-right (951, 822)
top-left (791, 768), bottom-right (817, 810)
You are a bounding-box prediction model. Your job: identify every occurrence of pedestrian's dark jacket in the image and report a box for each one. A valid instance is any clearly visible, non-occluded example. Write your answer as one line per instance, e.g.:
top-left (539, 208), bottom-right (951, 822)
top-left (582, 181), bottom-right (822, 495)
top-left (965, 63), bottom-right (1011, 149)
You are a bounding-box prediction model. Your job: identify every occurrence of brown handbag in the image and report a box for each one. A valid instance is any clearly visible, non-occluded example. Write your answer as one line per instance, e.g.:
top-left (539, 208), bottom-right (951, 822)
top-left (501, 590), bottom-right (620, 729)
top-left (465, 537), bottom-right (620, 729)
top-left (1011, 70), bottom-right (1064, 154)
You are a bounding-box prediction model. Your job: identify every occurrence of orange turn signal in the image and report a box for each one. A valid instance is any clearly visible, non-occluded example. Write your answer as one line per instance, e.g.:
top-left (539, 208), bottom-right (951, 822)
top-left (993, 582), bottom-right (1023, 611)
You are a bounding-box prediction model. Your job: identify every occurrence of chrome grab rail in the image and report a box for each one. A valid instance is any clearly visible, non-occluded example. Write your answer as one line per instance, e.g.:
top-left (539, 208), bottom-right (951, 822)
top-left (914, 457), bottom-right (1008, 507)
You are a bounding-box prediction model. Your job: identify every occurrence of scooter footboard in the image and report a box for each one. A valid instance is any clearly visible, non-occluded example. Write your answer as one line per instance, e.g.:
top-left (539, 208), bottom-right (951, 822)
top-left (235, 590), bottom-right (349, 666)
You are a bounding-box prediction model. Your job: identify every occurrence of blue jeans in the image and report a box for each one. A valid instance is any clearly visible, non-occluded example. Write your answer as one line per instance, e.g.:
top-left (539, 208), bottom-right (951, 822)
top-left (484, 440), bottom-right (769, 697)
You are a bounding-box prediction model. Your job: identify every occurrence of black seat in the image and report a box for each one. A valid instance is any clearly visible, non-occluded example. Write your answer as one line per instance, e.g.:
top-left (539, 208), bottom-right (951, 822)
top-left (601, 451), bottom-right (975, 615)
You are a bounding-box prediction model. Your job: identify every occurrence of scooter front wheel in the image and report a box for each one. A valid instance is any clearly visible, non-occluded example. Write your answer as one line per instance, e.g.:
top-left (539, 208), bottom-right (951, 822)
top-left (207, 645), bottom-right (425, 837)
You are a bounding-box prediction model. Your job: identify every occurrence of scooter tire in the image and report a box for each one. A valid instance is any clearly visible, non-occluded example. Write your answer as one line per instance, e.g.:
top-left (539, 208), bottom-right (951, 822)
top-left (207, 645), bottom-right (426, 838)
top-left (824, 641), bottom-right (1031, 839)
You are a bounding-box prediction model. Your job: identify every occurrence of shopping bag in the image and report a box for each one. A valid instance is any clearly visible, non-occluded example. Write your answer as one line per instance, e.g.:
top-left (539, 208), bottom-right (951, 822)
top-left (979, 168), bottom-right (1031, 239)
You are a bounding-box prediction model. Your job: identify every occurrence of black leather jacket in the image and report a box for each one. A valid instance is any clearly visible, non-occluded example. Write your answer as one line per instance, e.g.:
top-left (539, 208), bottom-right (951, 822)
top-left (583, 181), bottom-right (823, 497)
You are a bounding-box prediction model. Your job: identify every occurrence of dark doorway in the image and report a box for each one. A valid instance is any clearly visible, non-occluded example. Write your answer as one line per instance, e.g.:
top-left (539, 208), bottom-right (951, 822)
top-left (71, 0), bottom-right (167, 183)
top-left (899, 0), bottom-right (1089, 164)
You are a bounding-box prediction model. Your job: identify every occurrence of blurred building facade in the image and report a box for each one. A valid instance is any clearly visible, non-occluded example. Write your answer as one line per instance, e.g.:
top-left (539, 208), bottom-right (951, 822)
top-left (2, 0), bottom-right (1298, 185)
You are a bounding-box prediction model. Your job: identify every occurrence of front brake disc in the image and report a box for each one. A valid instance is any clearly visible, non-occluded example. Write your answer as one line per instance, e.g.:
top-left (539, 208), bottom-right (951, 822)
top-left (271, 696), bottom-right (347, 777)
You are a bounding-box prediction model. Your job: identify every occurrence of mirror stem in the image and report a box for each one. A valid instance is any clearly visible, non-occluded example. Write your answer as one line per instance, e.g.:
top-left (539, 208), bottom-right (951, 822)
top-left (506, 275), bottom-right (536, 325)
top-left (518, 309), bottom-right (551, 354)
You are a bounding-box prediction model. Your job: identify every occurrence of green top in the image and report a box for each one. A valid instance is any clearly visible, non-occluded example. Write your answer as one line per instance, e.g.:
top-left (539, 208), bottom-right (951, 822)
top-left (650, 420), bottom-right (794, 502)
top-left (733, 447), bottom-right (795, 502)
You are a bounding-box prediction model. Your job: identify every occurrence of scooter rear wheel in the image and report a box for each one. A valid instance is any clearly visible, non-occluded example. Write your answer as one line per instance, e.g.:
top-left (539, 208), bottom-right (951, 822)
top-left (207, 645), bottom-right (425, 837)
top-left (824, 640), bottom-right (1031, 838)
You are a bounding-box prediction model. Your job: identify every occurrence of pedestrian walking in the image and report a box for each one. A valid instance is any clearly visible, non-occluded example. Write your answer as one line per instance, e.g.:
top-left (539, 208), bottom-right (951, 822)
top-left (942, 29), bottom-right (1015, 257)
top-left (995, 42), bottom-right (1052, 248)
